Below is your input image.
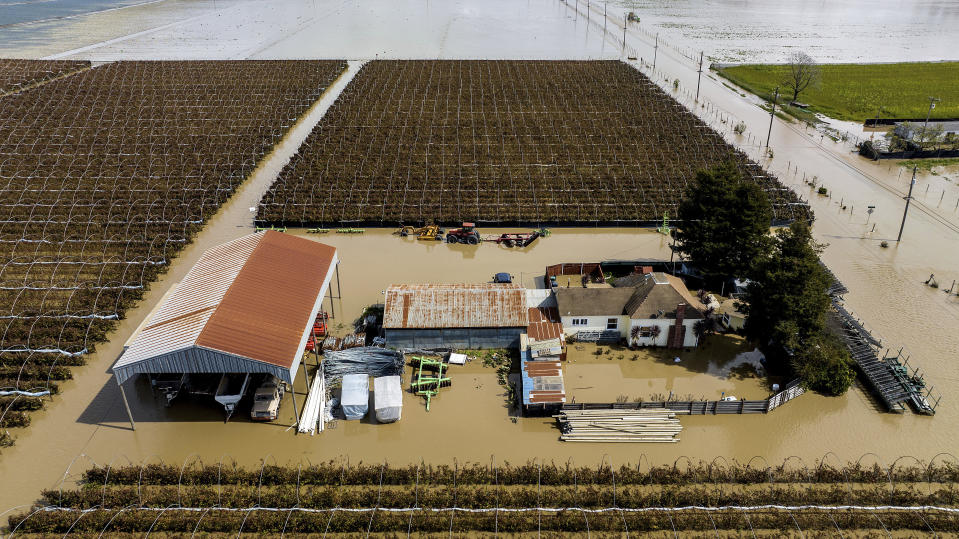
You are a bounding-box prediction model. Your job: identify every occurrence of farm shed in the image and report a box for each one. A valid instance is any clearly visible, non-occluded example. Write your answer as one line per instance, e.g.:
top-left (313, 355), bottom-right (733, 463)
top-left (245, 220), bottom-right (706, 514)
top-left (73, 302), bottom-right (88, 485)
top-left (383, 284), bottom-right (529, 349)
top-left (520, 334), bottom-right (566, 417)
top-left (111, 230), bottom-right (340, 428)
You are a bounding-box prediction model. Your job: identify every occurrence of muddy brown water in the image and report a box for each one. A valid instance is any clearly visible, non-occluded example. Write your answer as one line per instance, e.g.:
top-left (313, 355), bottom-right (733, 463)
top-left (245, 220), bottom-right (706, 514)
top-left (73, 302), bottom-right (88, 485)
top-left (1, 72), bottom-right (959, 515)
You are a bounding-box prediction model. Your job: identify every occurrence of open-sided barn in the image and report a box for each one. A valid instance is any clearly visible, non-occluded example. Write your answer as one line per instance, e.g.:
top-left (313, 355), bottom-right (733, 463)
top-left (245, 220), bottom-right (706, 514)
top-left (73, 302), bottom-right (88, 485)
top-left (112, 230), bottom-right (338, 427)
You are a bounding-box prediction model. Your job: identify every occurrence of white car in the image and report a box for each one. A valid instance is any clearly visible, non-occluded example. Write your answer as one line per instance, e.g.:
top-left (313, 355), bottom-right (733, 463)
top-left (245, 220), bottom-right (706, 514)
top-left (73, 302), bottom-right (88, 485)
top-left (250, 376), bottom-right (285, 421)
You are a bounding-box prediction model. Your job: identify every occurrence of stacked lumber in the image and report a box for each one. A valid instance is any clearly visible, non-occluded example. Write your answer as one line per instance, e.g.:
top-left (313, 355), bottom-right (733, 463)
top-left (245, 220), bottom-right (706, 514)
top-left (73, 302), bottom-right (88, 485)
top-left (556, 409), bottom-right (682, 443)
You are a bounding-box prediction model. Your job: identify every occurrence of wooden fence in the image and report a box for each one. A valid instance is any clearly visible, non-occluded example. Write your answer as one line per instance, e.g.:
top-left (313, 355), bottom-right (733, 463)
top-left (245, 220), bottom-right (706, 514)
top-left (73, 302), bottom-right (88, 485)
top-left (562, 379), bottom-right (805, 416)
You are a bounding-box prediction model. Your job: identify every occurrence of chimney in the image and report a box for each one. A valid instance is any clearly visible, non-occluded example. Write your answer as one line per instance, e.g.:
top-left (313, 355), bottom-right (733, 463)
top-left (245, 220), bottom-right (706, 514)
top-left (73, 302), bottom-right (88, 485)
top-left (668, 303), bottom-right (686, 349)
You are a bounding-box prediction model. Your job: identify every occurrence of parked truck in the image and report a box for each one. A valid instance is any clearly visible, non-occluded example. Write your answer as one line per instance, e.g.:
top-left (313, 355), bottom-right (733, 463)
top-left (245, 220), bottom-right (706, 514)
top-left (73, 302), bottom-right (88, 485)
top-left (250, 376), bottom-right (285, 421)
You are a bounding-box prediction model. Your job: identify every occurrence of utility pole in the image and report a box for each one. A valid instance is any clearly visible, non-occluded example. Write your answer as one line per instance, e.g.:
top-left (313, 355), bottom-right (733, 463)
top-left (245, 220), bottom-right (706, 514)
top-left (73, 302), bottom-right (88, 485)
top-left (920, 96), bottom-right (940, 150)
top-left (765, 86), bottom-right (779, 148)
top-left (622, 13), bottom-right (627, 51)
top-left (870, 106), bottom-right (884, 141)
top-left (695, 51), bottom-right (703, 102)
top-left (653, 33), bottom-right (658, 70)
top-left (603, 1), bottom-right (606, 31)
top-left (897, 167), bottom-right (917, 242)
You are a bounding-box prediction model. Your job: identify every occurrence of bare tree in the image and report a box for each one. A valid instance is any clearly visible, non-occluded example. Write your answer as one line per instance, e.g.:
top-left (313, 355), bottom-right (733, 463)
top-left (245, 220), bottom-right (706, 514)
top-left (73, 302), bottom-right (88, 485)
top-left (781, 51), bottom-right (820, 103)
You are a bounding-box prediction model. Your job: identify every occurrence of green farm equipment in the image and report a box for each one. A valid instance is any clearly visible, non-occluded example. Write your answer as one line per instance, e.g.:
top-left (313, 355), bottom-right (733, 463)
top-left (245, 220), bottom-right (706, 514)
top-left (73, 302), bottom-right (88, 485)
top-left (409, 356), bottom-right (451, 411)
top-left (657, 212), bottom-right (670, 235)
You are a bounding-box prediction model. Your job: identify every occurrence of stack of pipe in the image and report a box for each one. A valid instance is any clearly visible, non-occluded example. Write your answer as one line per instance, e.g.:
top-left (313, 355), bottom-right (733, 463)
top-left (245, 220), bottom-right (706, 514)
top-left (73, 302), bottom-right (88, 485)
top-left (556, 409), bottom-right (682, 442)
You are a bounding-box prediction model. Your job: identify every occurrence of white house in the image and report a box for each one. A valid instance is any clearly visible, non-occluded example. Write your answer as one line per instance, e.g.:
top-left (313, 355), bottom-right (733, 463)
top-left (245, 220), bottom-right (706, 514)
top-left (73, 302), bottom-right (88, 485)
top-left (554, 272), bottom-right (705, 348)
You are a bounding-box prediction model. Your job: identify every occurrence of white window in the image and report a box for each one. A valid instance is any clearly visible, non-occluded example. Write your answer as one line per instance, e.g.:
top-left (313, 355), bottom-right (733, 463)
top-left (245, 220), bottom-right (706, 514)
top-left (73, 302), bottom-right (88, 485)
top-left (606, 318), bottom-right (618, 330)
top-left (571, 318), bottom-right (588, 326)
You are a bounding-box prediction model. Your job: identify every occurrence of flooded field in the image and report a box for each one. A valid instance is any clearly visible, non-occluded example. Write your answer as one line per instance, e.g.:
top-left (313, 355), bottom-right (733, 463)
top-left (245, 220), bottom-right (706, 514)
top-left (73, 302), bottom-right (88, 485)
top-left (1, 219), bottom-right (957, 514)
top-left (610, 0), bottom-right (959, 63)
top-left (0, 0), bottom-right (958, 523)
top-left (0, 0), bottom-right (621, 60)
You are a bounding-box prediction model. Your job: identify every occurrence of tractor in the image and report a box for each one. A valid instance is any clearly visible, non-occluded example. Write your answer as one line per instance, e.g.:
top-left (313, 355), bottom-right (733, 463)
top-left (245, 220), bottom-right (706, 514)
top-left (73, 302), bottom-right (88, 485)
top-left (445, 222), bottom-right (481, 244)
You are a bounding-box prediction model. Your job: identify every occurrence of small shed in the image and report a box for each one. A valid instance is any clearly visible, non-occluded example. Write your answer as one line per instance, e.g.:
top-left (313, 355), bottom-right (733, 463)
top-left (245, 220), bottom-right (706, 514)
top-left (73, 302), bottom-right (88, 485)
top-left (383, 284), bottom-right (529, 349)
top-left (373, 375), bottom-right (403, 423)
top-left (341, 374), bottom-right (369, 420)
top-left (520, 334), bottom-right (566, 416)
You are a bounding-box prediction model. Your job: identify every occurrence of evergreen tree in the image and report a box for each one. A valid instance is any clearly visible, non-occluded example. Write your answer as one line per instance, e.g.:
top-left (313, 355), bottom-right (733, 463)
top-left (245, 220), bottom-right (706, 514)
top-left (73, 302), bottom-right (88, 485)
top-left (741, 221), bottom-right (854, 395)
top-left (674, 162), bottom-right (773, 282)
top-left (791, 333), bottom-right (856, 396)
top-left (741, 221), bottom-right (830, 357)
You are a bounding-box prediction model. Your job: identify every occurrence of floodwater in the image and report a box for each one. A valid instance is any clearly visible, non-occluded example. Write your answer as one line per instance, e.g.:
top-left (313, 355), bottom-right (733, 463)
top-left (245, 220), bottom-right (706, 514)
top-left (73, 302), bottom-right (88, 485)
top-left (609, 0), bottom-right (959, 63)
top-left (0, 0), bottom-right (958, 519)
top-left (565, 338), bottom-right (772, 403)
top-left (0, 0), bottom-right (622, 60)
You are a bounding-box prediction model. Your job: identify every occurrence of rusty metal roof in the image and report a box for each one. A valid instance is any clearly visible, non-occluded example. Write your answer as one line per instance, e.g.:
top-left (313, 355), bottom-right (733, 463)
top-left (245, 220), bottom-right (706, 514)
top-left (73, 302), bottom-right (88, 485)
top-left (114, 231), bottom-right (336, 379)
top-left (527, 307), bottom-right (563, 341)
top-left (383, 284), bottom-right (529, 329)
top-left (521, 357), bottom-right (566, 405)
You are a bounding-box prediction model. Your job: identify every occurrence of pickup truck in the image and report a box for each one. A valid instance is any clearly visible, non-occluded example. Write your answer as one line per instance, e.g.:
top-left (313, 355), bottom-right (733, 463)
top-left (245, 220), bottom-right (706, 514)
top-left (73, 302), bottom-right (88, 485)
top-left (250, 376), bottom-right (285, 421)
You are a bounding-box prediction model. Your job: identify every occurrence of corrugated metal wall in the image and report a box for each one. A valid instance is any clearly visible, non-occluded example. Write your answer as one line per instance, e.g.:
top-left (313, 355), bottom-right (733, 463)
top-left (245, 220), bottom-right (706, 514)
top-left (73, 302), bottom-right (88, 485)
top-left (113, 346), bottom-right (292, 384)
top-left (385, 327), bottom-right (523, 349)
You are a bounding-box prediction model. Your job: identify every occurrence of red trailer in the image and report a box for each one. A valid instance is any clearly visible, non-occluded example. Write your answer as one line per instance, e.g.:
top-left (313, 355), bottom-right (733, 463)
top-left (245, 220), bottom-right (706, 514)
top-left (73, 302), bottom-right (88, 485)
top-left (305, 311), bottom-right (329, 352)
top-left (486, 231), bottom-right (541, 247)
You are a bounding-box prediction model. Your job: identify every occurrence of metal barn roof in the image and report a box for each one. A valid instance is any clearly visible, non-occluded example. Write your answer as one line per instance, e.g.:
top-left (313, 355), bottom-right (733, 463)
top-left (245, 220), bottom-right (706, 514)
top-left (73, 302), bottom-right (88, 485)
top-left (383, 284), bottom-right (529, 329)
top-left (113, 231), bottom-right (337, 384)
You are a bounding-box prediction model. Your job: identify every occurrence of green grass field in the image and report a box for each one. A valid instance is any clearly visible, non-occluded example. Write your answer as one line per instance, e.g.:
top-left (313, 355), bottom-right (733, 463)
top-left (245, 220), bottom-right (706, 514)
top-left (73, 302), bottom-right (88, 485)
top-left (715, 62), bottom-right (959, 123)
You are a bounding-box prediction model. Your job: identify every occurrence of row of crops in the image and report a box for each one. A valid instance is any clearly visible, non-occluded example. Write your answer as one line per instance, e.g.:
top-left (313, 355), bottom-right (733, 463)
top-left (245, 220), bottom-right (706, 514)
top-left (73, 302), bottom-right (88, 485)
top-left (0, 59), bottom-right (89, 95)
top-left (256, 60), bottom-right (807, 227)
top-left (0, 60), bottom-right (348, 446)
top-left (7, 460), bottom-right (958, 534)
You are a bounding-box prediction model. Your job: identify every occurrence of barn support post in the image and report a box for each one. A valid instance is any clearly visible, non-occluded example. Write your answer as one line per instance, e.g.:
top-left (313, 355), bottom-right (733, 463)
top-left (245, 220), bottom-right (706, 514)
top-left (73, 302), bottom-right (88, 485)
top-left (116, 376), bottom-right (135, 431)
top-left (290, 371), bottom-right (300, 431)
top-left (302, 355), bottom-right (312, 391)
top-left (336, 261), bottom-right (342, 299)
top-left (326, 282), bottom-right (336, 320)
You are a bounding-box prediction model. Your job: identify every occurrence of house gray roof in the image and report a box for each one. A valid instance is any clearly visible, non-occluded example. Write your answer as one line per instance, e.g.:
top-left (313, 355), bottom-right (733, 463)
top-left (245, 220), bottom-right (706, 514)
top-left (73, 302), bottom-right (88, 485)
top-left (555, 272), bottom-right (704, 320)
top-left (624, 274), bottom-right (705, 320)
top-left (555, 287), bottom-right (636, 317)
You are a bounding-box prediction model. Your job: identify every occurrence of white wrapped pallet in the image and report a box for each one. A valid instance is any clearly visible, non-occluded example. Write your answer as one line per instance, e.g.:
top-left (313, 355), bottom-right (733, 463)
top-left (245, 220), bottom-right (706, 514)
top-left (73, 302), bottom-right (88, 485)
top-left (373, 376), bottom-right (403, 423)
top-left (341, 374), bottom-right (369, 420)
